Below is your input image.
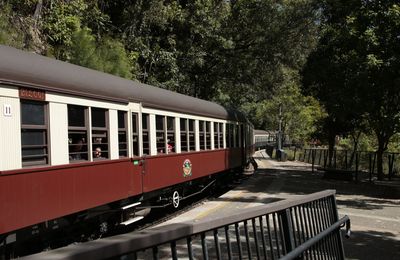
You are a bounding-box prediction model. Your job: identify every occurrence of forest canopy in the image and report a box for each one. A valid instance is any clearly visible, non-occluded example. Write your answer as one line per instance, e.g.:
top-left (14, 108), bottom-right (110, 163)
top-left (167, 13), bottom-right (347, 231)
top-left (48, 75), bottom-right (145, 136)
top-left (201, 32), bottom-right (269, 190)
top-left (1, 0), bottom-right (399, 166)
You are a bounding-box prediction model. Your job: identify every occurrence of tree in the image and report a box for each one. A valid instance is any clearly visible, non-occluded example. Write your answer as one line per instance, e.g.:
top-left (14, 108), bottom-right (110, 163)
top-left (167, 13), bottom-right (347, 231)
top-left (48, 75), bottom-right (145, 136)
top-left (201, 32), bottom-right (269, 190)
top-left (0, 3), bottom-right (25, 49)
top-left (217, 0), bottom-right (320, 107)
top-left (302, 0), bottom-right (400, 179)
top-left (243, 69), bottom-right (326, 145)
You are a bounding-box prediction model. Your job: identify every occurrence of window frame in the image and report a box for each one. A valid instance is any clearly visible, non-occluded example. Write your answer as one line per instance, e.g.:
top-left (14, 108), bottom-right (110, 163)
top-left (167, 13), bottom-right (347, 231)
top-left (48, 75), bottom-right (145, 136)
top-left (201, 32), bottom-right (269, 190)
top-left (142, 113), bottom-right (150, 155)
top-left (188, 119), bottom-right (195, 151)
top-left (20, 100), bottom-right (49, 167)
top-left (180, 118), bottom-right (188, 152)
top-left (131, 112), bottom-right (139, 157)
top-left (118, 111), bottom-right (128, 157)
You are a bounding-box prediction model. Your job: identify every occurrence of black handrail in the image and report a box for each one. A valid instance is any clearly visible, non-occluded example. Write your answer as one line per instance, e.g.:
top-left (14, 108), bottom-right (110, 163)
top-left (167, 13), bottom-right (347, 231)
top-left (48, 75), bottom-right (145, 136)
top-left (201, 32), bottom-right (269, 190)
top-left (23, 190), bottom-right (350, 260)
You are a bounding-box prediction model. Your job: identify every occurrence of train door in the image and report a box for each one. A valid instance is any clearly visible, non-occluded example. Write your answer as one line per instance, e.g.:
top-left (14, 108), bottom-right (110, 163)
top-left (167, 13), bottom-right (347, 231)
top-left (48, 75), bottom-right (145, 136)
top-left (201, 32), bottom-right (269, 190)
top-left (241, 123), bottom-right (246, 166)
top-left (130, 111), bottom-right (145, 195)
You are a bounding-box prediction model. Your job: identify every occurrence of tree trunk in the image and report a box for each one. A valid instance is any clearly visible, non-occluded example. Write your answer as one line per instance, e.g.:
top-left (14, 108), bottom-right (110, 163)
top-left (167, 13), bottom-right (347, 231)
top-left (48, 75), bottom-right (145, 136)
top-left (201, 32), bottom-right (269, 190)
top-left (33, 0), bottom-right (43, 22)
top-left (376, 143), bottom-right (384, 181)
top-left (376, 132), bottom-right (390, 181)
top-left (328, 132), bottom-right (335, 168)
top-left (349, 131), bottom-right (361, 168)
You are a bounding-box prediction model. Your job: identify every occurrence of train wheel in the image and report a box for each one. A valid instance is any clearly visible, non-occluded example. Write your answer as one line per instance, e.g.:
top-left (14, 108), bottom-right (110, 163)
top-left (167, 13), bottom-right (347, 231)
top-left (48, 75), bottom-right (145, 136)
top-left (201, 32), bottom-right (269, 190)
top-left (172, 191), bottom-right (180, 208)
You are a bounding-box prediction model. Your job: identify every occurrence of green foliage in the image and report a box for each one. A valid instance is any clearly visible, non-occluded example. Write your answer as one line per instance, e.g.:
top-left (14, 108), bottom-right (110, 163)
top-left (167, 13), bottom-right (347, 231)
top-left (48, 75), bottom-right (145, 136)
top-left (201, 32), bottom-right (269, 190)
top-left (69, 27), bottom-right (98, 68)
top-left (68, 27), bottom-right (132, 79)
top-left (42, 0), bottom-right (110, 59)
top-left (338, 133), bottom-right (377, 152)
top-left (96, 39), bottom-right (132, 79)
top-left (242, 69), bottom-right (326, 145)
top-left (0, 4), bottom-right (25, 49)
top-left (43, 0), bottom-right (86, 47)
top-left (3, 0), bottom-right (326, 146)
top-left (388, 133), bottom-right (400, 153)
top-left (303, 0), bottom-right (400, 179)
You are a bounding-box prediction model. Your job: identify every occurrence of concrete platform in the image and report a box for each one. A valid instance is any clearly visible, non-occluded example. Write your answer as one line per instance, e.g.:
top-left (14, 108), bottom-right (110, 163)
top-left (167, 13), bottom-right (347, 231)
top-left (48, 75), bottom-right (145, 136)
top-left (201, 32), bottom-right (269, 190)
top-left (159, 150), bottom-right (400, 260)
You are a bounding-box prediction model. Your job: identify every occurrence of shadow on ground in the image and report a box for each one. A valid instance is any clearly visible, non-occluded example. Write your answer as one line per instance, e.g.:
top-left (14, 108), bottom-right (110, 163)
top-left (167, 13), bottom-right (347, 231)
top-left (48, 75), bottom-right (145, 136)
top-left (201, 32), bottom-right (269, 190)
top-left (342, 229), bottom-right (400, 260)
top-left (236, 167), bottom-right (400, 201)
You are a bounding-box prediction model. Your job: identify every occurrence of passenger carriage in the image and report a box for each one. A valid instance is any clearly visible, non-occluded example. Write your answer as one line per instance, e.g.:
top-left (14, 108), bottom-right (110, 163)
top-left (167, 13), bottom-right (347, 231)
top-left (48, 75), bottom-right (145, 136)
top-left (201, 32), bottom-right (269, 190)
top-left (0, 45), bottom-right (254, 254)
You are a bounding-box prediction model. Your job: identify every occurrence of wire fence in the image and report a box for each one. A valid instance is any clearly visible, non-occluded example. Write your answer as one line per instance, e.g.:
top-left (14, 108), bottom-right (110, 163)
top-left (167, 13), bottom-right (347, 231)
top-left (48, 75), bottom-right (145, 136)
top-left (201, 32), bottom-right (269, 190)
top-left (286, 148), bottom-right (399, 181)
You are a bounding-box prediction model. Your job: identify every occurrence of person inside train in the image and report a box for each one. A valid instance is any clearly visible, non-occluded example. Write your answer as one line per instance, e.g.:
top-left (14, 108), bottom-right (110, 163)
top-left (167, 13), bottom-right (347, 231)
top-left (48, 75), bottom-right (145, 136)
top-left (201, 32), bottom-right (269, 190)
top-left (94, 147), bottom-right (103, 159)
top-left (70, 138), bottom-right (84, 160)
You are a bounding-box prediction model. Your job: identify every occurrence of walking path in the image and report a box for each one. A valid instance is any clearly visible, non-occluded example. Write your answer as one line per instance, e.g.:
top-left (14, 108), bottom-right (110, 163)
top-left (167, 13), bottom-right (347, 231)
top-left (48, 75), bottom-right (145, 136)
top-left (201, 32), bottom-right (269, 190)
top-left (254, 151), bottom-right (400, 260)
top-left (162, 150), bottom-right (400, 259)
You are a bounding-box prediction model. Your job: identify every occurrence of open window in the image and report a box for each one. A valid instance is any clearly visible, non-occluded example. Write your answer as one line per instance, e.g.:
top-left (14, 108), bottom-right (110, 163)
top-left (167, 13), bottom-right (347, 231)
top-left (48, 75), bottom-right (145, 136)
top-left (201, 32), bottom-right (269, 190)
top-left (131, 112), bottom-right (139, 156)
top-left (180, 118), bottom-right (188, 152)
top-left (68, 105), bottom-right (88, 161)
top-left (91, 107), bottom-right (109, 160)
top-left (142, 113), bottom-right (150, 155)
top-left (205, 121), bottom-right (211, 150)
top-left (167, 116), bottom-right (175, 153)
top-left (118, 111), bottom-right (128, 157)
top-left (199, 120), bottom-right (205, 150)
top-left (189, 119), bottom-right (195, 151)
top-left (213, 122), bottom-right (219, 149)
top-left (156, 115), bottom-right (175, 154)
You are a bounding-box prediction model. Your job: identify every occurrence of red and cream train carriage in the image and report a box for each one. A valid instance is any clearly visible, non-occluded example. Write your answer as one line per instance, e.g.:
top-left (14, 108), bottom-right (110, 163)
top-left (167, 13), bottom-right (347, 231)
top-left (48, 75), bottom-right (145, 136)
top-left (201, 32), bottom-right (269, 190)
top-left (0, 45), bottom-right (254, 252)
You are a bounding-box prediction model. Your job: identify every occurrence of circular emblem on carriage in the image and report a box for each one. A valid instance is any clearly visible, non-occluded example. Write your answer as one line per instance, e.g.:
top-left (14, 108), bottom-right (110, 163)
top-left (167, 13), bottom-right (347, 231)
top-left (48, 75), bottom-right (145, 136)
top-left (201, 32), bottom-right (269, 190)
top-left (183, 159), bottom-right (192, 177)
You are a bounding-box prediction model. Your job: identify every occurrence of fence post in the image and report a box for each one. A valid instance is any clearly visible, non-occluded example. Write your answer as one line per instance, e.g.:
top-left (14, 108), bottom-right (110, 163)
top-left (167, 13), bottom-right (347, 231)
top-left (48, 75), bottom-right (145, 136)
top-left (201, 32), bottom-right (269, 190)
top-left (369, 153), bottom-right (373, 182)
top-left (312, 150), bottom-right (315, 173)
top-left (355, 152), bottom-right (359, 183)
top-left (279, 209), bottom-right (295, 255)
top-left (334, 150), bottom-right (337, 169)
top-left (388, 154), bottom-right (395, 181)
top-left (344, 150), bottom-right (348, 170)
top-left (318, 149), bottom-right (322, 165)
top-left (293, 147), bottom-right (297, 161)
top-left (324, 149), bottom-right (327, 169)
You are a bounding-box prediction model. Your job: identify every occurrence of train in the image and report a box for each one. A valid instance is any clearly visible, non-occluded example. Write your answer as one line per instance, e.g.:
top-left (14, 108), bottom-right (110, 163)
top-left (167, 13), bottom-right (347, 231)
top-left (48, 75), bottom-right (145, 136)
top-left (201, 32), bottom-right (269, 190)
top-left (0, 45), bottom-right (255, 257)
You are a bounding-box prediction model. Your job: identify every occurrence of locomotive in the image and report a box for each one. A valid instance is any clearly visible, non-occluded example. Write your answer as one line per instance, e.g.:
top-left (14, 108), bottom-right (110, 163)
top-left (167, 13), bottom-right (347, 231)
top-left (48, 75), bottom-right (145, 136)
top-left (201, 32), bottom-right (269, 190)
top-left (0, 45), bottom-right (254, 257)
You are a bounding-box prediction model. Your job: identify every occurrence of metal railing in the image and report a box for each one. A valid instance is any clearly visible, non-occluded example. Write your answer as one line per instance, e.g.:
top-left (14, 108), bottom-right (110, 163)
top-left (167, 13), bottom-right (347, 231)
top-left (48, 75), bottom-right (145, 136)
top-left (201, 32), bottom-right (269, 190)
top-left (291, 148), bottom-right (399, 181)
top-left (24, 190), bottom-right (350, 260)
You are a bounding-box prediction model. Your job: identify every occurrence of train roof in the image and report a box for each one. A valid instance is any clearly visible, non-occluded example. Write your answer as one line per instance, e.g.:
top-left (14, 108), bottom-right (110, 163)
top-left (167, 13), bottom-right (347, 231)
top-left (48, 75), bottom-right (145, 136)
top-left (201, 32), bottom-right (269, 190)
top-left (0, 45), bottom-right (245, 121)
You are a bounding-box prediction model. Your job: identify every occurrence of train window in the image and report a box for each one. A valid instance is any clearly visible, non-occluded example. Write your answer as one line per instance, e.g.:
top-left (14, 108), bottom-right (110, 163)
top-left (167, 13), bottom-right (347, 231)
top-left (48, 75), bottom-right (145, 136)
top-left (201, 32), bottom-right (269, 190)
top-left (68, 105), bottom-right (88, 161)
top-left (199, 120), bottom-right (205, 150)
top-left (92, 108), bottom-right (109, 160)
top-left (131, 113), bottom-right (139, 156)
top-left (205, 121), bottom-right (211, 150)
top-left (229, 124), bottom-right (234, 148)
top-left (238, 125), bottom-right (244, 147)
top-left (180, 118), bottom-right (188, 152)
top-left (156, 115), bottom-right (165, 154)
top-left (231, 124), bottom-right (235, 148)
top-left (167, 117), bottom-right (175, 153)
top-left (68, 104), bottom-right (85, 127)
top-left (235, 124), bottom-right (240, 148)
top-left (189, 119), bottom-right (195, 151)
top-left (213, 122), bottom-right (219, 149)
top-left (118, 111), bottom-right (128, 157)
top-left (225, 123), bottom-right (230, 148)
top-left (20, 100), bottom-right (49, 167)
top-left (142, 113), bottom-right (150, 155)
top-left (219, 123), bottom-right (223, 148)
